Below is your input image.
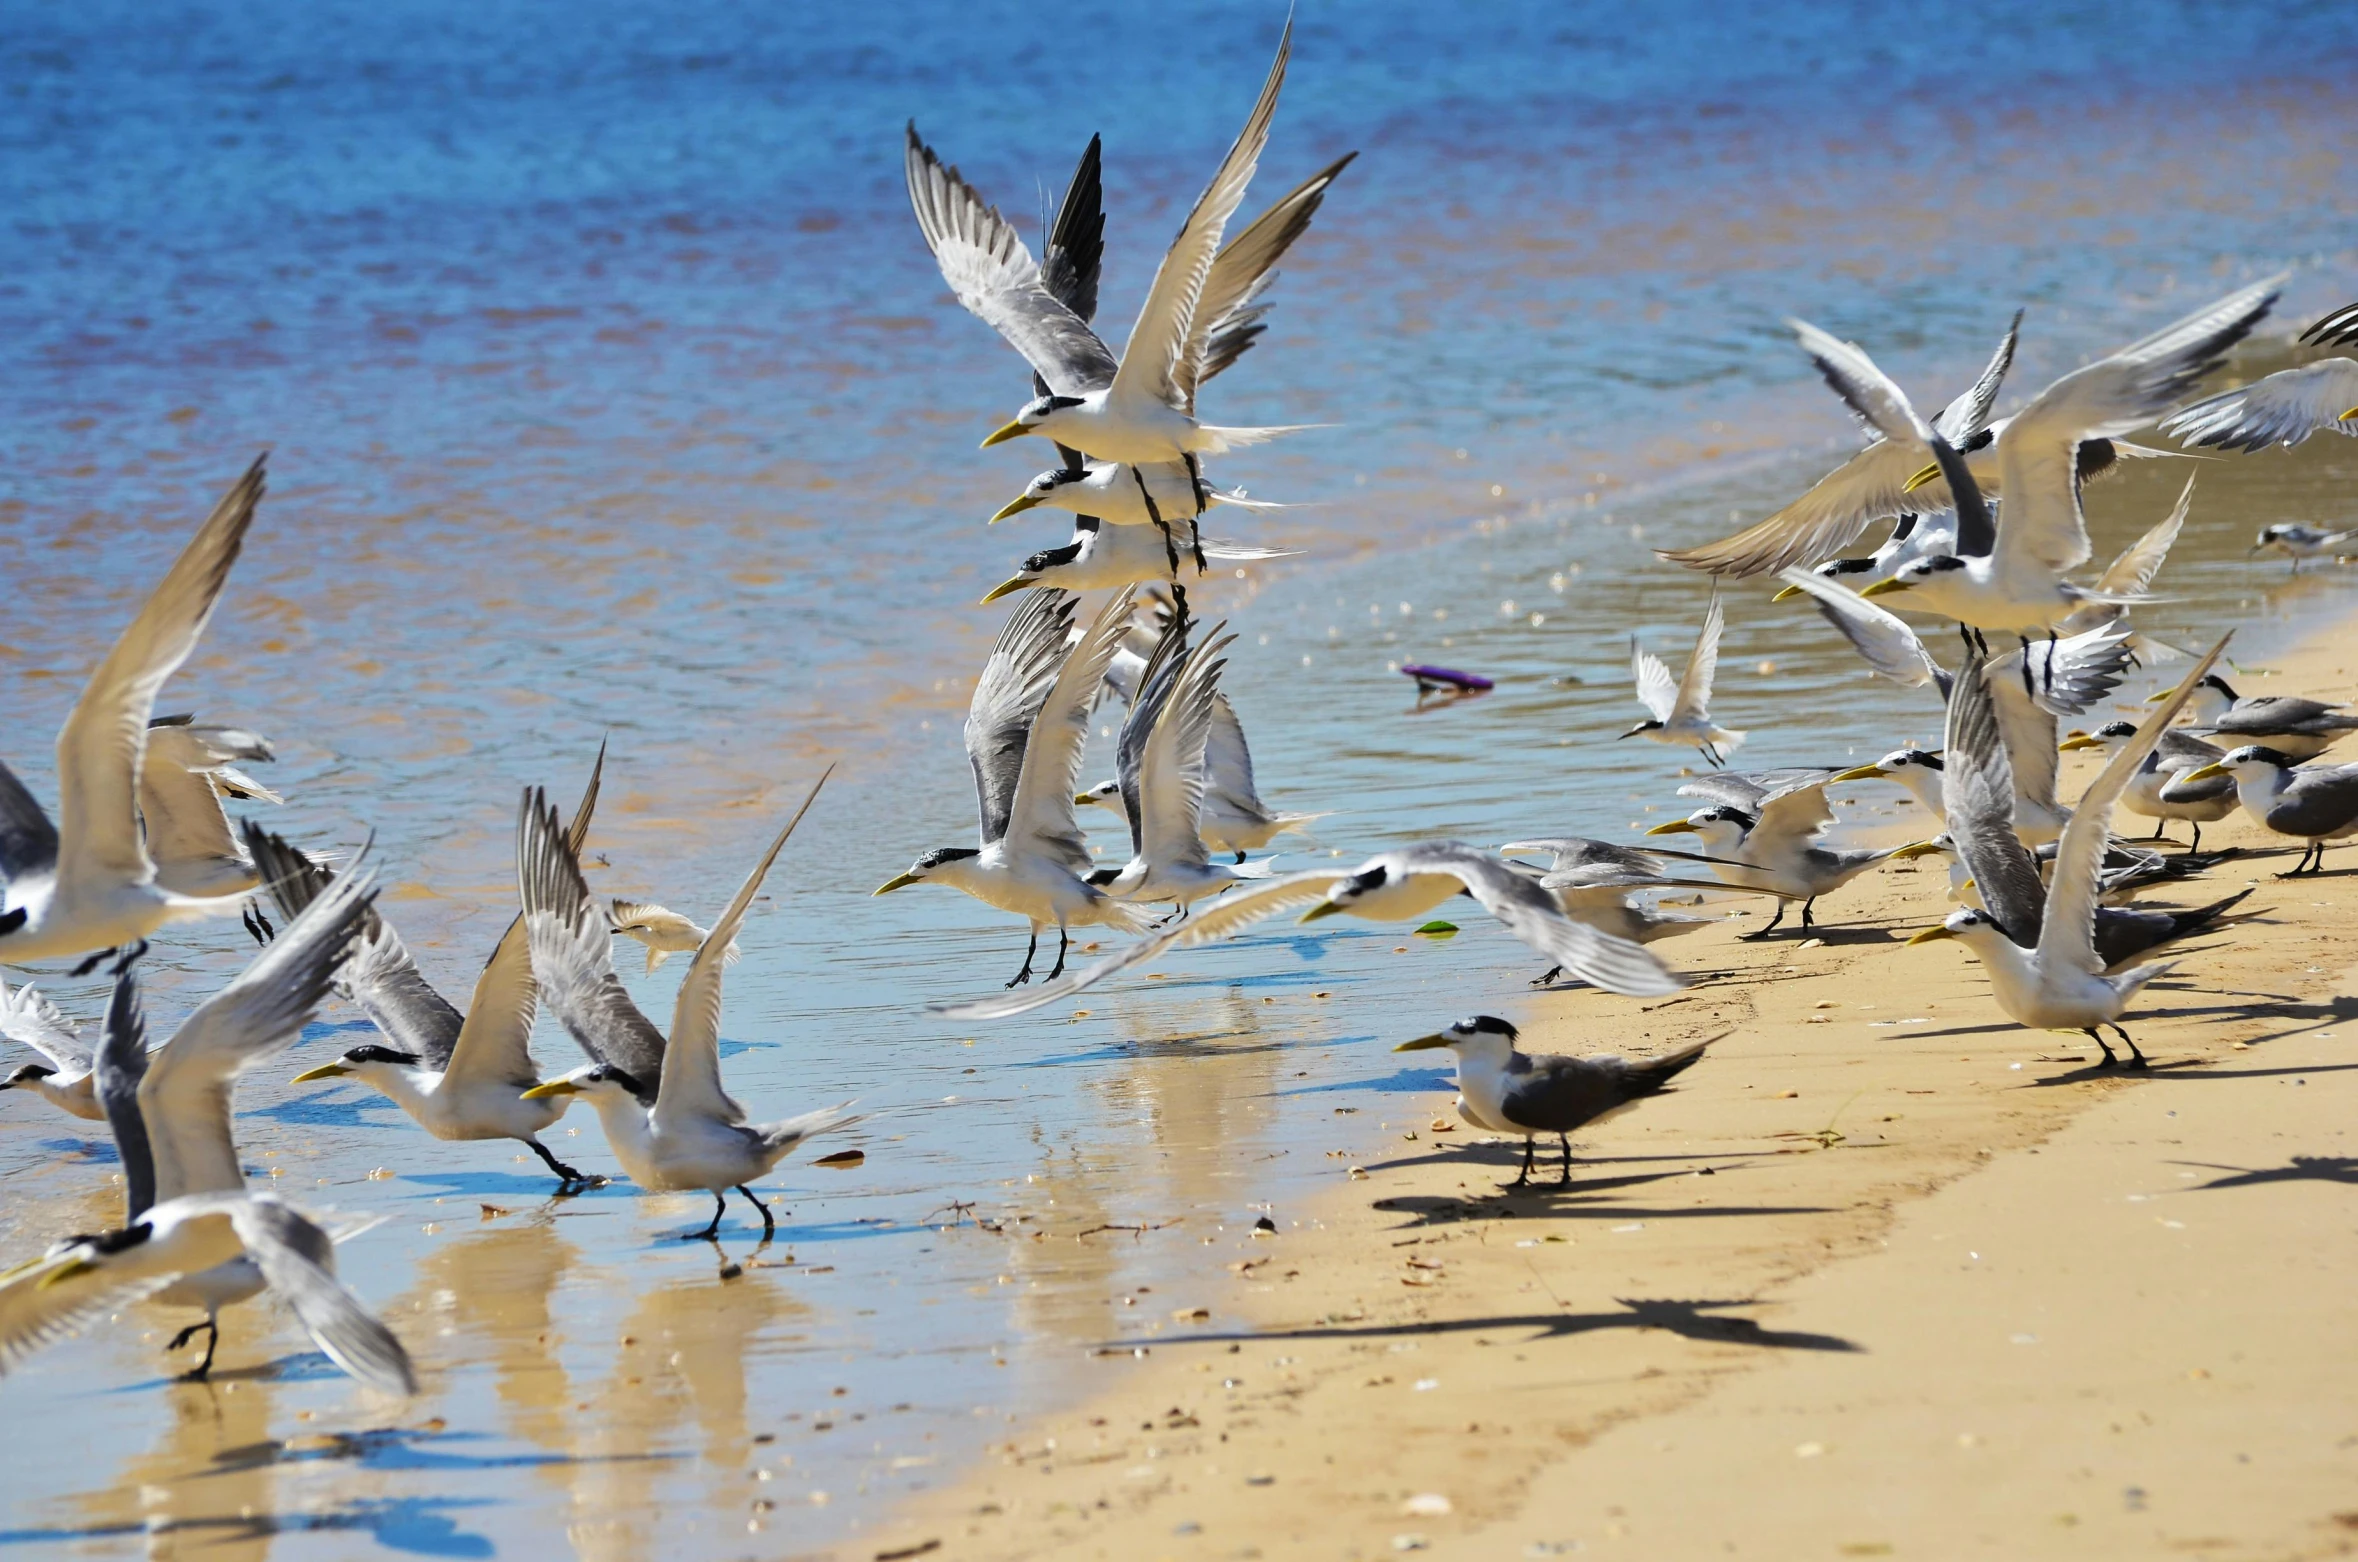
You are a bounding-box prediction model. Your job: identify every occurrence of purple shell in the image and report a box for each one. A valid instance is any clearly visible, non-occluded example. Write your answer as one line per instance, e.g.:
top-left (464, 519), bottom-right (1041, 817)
top-left (1401, 664), bottom-right (1494, 692)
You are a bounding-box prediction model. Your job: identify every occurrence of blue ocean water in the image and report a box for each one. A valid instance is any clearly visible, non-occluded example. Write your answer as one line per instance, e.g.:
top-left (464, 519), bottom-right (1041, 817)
top-left (2, 3), bottom-right (2356, 1554)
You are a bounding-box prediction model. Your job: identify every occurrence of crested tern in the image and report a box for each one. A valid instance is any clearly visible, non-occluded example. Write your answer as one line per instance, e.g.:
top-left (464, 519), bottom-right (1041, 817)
top-left (1621, 589), bottom-right (1742, 766)
top-left (1648, 769), bottom-right (1909, 935)
top-left (1394, 1017), bottom-right (1713, 1186)
top-left (980, 520), bottom-right (1292, 601)
top-left (519, 775), bottom-right (863, 1241)
top-left (2248, 522), bottom-right (2358, 574)
top-left (0, 973), bottom-right (100, 1119)
top-left (269, 751), bottom-right (607, 1188)
top-left (2178, 746), bottom-right (2358, 876)
top-left (0, 458), bottom-right (271, 969)
top-left (2168, 673), bottom-right (2358, 760)
top-left (1908, 637), bottom-right (2230, 1066)
top-left (2059, 721), bottom-right (2235, 849)
top-left (2160, 298), bottom-right (2358, 452)
top-left (877, 589), bottom-right (1155, 985)
top-left (931, 840), bottom-right (1683, 1021)
top-left (609, 898), bottom-right (737, 974)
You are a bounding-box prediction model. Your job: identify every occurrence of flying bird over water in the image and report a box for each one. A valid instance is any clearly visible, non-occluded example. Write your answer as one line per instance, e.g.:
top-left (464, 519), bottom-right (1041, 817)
top-left (2161, 302), bottom-right (2358, 453)
top-left (1622, 590), bottom-right (1742, 766)
top-left (0, 459), bottom-right (271, 970)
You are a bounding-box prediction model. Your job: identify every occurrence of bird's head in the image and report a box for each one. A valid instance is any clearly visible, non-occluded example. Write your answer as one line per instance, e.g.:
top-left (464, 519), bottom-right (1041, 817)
top-left (292, 1043), bottom-right (424, 1085)
top-left (982, 536), bottom-right (1089, 604)
top-left (2252, 524), bottom-right (2293, 555)
top-left (2179, 744), bottom-right (2292, 785)
top-left (1908, 906), bottom-right (2005, 946)
top-left (1394, 1014), bottom-right (1519, 1057)
top-left (0, 1062), bottom-right (57, 1090)
top-left (1860, 555), bottom-right (1967, 597)
top-left (1300, 862), bottom-right (1388, 922)
top-left (1650, 806), bottom-right (1751, 848)
top-left (1075, 779), bottom-right (1124, 812)
top-left (1833, 747), bottom-right (1943, 782)
top-left (2058, 720), bottom-right (2136, 753)
top-left (1618, 719), bottom-right (1666, 741)
top-left (521, 1062), bottom-right (650, 1105)
top-left (874, 846), bottom-right (981, 895)
top-left (982, 394), bottom-right (1086, 448)
top-left (991, 466), bottom-right (1088, 522)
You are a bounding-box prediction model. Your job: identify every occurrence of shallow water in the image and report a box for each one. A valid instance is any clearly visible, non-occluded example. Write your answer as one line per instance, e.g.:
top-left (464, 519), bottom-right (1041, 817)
top-left (3, 3), bottom-right (2357, 1555)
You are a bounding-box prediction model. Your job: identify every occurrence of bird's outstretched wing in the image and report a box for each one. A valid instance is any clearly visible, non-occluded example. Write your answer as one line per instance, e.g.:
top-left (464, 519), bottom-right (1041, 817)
top-left (1136, 633), bottom-right (1230, 871)
top-left (968, 591), bottom-right (1075, 847)
top-left (230, 1197), bottom-right (417, 1396)
top-left (662, 771), bottom-right (829, 1127)
top-left (904, 125), bottom-right (1120, 395)
top-left (2040, 637), bottom-right (2230, 976)
top-left (245, 822), bottom-right (464, 1069)
top-left (1040, 134), bottom-right (1104, 329)
top-left (1106, 21), bottom-right (1290, 419)
top-left (1629, 638), bottom-right (1678, 723)
top-left (1943, 653), bottom-right (2049, 945)
top-left (515, 788), bottom-right (667, 1095)
top-left (1786, 318), bottom-right (1997, 557)
top-left (2090, 473), bottom-right (2194, 599)
top-left (55, 458), bottom-right (265, 896)
top-left (1774, 567), bottom-right (1945, 691)
top-left (0, 974), bottom-right (89, 1074)
top-left (95, 968), bottom-right (154, 1220)
top-left (1006, 589), bottom-right (1137, 876)
top-left (1931, 310), bottom-right (2023, 444)
top-left (930, 869), bottom-right (1349, 1021)
top-left (1997, 279), bottom-right (2279, 577)
top-left (143, 859), bottom-right (375, 1200)
top-left (0, 759), bottom-right (59, 888)
top-left (1670, 592), bottom-right (1725, 725)
top-left (2158, 358), bottom-right (2358, 452)
top-left (1181, 150), bottom-right (1357, 406)
top-left (0, 1228), bottom-right (181, 1378)
top-left (1399, 843), bottom-right (1683, 997)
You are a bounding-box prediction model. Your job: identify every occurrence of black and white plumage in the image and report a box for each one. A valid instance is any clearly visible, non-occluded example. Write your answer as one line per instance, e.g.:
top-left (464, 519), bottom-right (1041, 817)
top-left (138, 715), bottom-right (281, 900)
top-left (1495, 842), bottom-right (1786, 987)
top-left (1659, 312), bottom-right (2021, 578)
top-left (1621, 590), bottom-right (1742, 765)
top-left (2178, 746), bottom-right (2358, 876)
top-left (915, 26), bottom-right (1320, 467)
top-left (0, 973), bottom-right (100, 1120)
top-left (520, 774), bottom-right (862, 1241)
top-left (2173, 674), bottom-right (2358, 762)
top-left (2247, 523), bottom-right (2358, 575)
top-left (2161, 358), bottom-right (2358, 453)
top-left (1795, 283), bottom-right (2281, 631)
top-left (1909, 638), bottom-right (2231, 1066)
top-left (0, 458), bottom-right (270, 967)
top-left (27, 856), bottom-right (413, 1387)
top-left (1647, 769), bottom-right (1906, 936)
top-left (2059, 721), bottom-right (2235, 849)
top-left (979, 521), bottom-right (1293, 601)
top-left (930, 840), bottom-right (1684, 1021)
top-left (1393, 1017), bottom-right (1714, 1186)
top-left (877, 590), bottom-right (1154, 987)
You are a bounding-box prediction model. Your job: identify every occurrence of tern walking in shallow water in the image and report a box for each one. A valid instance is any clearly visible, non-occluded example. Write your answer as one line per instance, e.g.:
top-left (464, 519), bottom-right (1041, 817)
top-left (519, 774), bottom-right (862, 1241)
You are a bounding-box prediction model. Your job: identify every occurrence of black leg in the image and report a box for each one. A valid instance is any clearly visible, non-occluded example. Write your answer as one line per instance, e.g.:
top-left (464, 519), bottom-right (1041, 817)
top-left (1234, 851), bottom-right (1246, 866)
top-left (1046, 925), bottom-right (1070, 981)
top-left (1006, 928), bottom-right (1040, 988)
top-left (1133, 467), bottom-right (1178, 573)
top-left (1800, 897), bottom-right (1817, 928)
top-left (524, 1136), bottom-right (588, 1185)
top-left (1182, 452), bottom-right (1208, 571)
top-left (2017, 636), bottom-right (2036, 700)
top-left (685, 1191), bottom-right (727, 1242)
top-left (1529, 964), bottom-right (1563, 988)
top-left (67, 946), bottom-right (118, 979)
top-left (1558, 1134), bottom-right (1574, 1186)
top-left (1739, 902), bottom-right (1788, 941)
top-left (2083, 1027), bottom-right (2119, 1069)
top-left (1513, 1138), bottom-right (1534, 1188)
top-left (735, 1184), bottom-right (775, 1237)
top-left (171, 1317), bottom-right (220, 1381)
top-left (167, 1320), bottom-right (208, 1353)
top-left (2187, 822), bottom-right (2201, 853)
top-left (2108, 1023), bottom-right (2148, 1071)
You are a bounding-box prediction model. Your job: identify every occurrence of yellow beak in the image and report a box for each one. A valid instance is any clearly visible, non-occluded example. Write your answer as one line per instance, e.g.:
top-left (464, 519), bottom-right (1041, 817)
top-left (1645, 820), bottom-right (1700, 836)
top-left (873, 874), bottom-right (922, 896)
top-left (520, 1079), bottom-right (584, 1101)
top-left (989, 492), bottom-right (1044, 523)
top-left (1771, 583), bottom-right (1804, 602)
top-left (1830, 764), bottom-right (1888, 782)
top-left (1392, 1033), bottom-right (1450, 1053)
top-left (1890, 840), bottom-right (1947, 860)
top-left (2178, 762), bottom-right (2229, 783)
top-left (1298, 901), bottom-right (1345, 923)
top-left (290, 1062), bottom-right (351, 1084)
top-left (2339, 406), bottom-right (2358, 421)
top-left (1858, 578), bottom-right (1911, 599)
top-left (1901, 462), bottom-right (1941, 493)
top-left (980, 419), bottom-right (1031, 449)
top-left (38, 1258), bottom-right (95, 1290)
top-left (2056, 735), bottom-right (2106, 752)
top-left (1906, 925), bottom-right (1958, 946)
top-left (979, 576), bottom-right (1033, 604)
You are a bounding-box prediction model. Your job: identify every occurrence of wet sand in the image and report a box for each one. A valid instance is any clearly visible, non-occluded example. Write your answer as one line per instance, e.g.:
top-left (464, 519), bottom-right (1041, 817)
top-left (859, 610), bottom-right (2358, 1562)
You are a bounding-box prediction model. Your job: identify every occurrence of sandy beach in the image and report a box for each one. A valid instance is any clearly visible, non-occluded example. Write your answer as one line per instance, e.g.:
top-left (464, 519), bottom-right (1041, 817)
top-left (858, 612), bottom-right (2358, 1562)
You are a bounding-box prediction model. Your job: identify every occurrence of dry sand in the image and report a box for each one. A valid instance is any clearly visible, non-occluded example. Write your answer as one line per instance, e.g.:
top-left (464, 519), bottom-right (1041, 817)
top-left (853, 617), bottom-right (2358, 1562)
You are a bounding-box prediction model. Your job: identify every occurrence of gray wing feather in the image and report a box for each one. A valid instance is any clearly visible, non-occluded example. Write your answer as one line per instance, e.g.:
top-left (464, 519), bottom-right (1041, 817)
top-left (968, 591), bottom-right (1075, 845)
top-left (1403, 843), bottom-right (1683, 997)
top-left (1943, 654), bottom-right (2049, 945)
top-left (231, 1198), bottom-right (417, 1396)
top-left (96, 968), bottom-right (155, 1220)
top-left (0, 757), bottom-right (60, 884)
top-left (0, 974), bottom-right (89, 1073)
top-left (1040, 134), bottom-right (1103, 327)
top-left (1183, 151), bottom-right (1357, 400)
top-left (1931, 310), bottom-right (2023, 443)
top-left (515, 788), bottom-right (666, 1092)
top-left (1774, 567), bottom-right (1943, 689)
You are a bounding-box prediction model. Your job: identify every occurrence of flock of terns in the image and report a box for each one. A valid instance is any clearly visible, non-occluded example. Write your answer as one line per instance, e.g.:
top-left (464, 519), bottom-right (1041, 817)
top-left (4, 24), bottom-right (2358, 1415)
